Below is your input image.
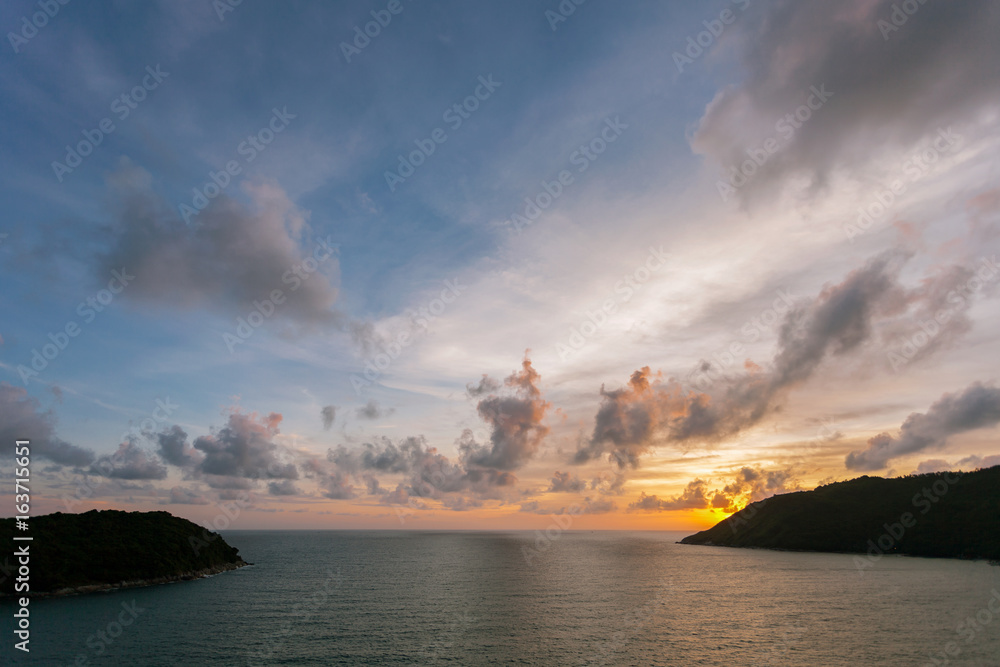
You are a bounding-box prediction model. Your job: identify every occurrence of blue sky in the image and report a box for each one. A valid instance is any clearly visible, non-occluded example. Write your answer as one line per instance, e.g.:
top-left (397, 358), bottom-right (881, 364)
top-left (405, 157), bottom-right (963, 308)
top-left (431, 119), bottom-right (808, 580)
top-left (2, 0), bottom-right (999, 529)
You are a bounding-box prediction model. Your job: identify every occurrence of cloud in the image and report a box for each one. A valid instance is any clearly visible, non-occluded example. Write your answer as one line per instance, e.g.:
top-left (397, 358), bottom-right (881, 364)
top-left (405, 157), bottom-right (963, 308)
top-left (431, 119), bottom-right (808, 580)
top-left (91, 441), bottom-right (168, 480)
top-left (914, 459), bottom-right (952, 475)
top-left (579, 497), bottom-right (618, 514)
top-left (268, 479), bottom-right (300, 496)
top-left (846, 382), bottom-right (1000, 470)
top-left (99, 160), bottom-right (341, 326)
top-left (156, 425), bottom-right (203, 467)
top-left (466, 374), bottom-right (501, 397)
top-left (168, 486), bottom-right (210, 505)
top-left (572, 251), bottom-right (984, 468)
top-left (327, 432), bottom-right (518, 505)
top-left (627, 467), bottom-right (795, 513)
top-left (192, 410), bottom-right (299, 480)
top-left (322, 471), bottom-right (357, 500)
top-left (955, 454), bottom-right (1000, 470)
top-left (628, 480), bottom-right (709, 512)
top-left (355, 399), bottom-right (392, 420)
top-left (690, 0), bottom-right (1000, 203)
top-left (460, 355), bottom-right (550, 471)
top-left (716, 466), bottom-right (795, 511)
top-left (441, 495), bottom-right (484, 511)
top-left (319, 356), bottom-right (548, 507)
top-left (548, 470), bottom-right (586, 493)
top-left (590, 472), bottom-right (626, 496)
top-left (0, 383), bottom-right (95, 466)
top-left (321, 405), bottom-right (337, 430)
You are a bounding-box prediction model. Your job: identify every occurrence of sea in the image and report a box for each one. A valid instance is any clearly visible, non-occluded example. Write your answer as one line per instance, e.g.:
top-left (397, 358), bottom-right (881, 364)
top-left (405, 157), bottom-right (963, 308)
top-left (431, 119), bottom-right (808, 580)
top-left (4, 531), bottom-right (1000, 666)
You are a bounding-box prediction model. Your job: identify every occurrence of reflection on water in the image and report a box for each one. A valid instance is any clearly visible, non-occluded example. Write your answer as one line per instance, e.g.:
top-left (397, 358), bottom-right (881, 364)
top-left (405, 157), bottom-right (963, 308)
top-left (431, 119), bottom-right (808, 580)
top-left (5, 531), bottom-right (999, 666)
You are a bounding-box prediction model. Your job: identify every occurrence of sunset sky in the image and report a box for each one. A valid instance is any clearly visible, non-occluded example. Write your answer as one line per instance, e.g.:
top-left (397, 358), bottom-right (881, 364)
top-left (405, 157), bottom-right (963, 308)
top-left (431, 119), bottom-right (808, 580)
top-left (2, 0), bottom-right (999, 530)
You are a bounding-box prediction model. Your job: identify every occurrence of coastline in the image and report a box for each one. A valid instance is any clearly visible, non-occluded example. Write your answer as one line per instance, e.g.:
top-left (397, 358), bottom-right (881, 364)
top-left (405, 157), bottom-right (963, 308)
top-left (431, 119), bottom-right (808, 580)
top-left (2, 560), bottom-right (251, 599)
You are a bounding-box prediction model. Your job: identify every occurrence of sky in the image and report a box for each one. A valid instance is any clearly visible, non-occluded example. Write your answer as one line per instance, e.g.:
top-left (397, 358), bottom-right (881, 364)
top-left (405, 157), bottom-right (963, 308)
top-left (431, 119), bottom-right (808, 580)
top-left (1, 0), bottom-right (999, 530)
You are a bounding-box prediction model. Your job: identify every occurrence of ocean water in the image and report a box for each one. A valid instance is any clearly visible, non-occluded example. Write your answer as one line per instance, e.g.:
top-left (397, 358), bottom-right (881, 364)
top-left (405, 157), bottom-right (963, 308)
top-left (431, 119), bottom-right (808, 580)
top-left (4, 530), bottom-right (1000, 666)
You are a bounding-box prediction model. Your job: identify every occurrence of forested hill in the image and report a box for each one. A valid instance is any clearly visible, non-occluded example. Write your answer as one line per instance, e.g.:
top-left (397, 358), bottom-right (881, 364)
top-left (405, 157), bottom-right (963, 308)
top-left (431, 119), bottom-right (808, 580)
top-left (1, 509), bottom-right (248, 597)
top-left (680, 466), bottom-right (1000, 561)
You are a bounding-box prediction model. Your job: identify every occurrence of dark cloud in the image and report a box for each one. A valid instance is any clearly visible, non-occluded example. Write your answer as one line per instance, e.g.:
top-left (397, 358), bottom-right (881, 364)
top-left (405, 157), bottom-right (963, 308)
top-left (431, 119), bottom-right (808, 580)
top-left (579, 497), bottom-right (617, 514)
top-left (628, 481), bottom-right (709, 512)
top-left (956, 454), bottom-right (1000, 471)
top-left (846, 382), bottom-right (1000, 470)
top-left (322, 471), bottom-right (357, 500)
top-left (573, 252), bottom-right (984, 468)
top-left (589, 472), bottom-right (626, 496)
top-left (318, 356), bottom-right (547, 507)
top-left (156, 425), bottom-right (203, 467)
top-left (193, 411), bottom-right (299, 480)
top-left (363, 474), bottom-right (382, 495)
top-left (0, 383), bottom-right (94, 466)
top-left (99, 161), bottom-right (341, 326)
top-left (691, 0), bottom-right (1000, 203)
top-left (460, 356), bottom-right (550, 471)
top-left (356, 399), bottom-right (392, 421)
top-left (268, 479), bottom-right (300, 496)
top-left (548, 471), bottom-right (586, 493)
top-left (441, 496), bottom-right (484, 511)
top-left (91, 441), bottom-right (168, 480)
top-left (321, 405), bottom-right (337, 430)
top-left (327, 432), bottom-right (517, 505)
top-left (466, 374), bottom-right (501, 397)
top-left (518, 497), bottom-right (617, 515)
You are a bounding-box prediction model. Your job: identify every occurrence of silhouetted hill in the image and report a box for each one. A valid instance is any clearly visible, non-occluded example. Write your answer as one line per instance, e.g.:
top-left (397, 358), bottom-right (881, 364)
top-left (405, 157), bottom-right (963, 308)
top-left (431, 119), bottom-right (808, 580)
top-left (681, 466), bottom-right (1000, 561)
top-left (0, 510), bottom-right (248, 597)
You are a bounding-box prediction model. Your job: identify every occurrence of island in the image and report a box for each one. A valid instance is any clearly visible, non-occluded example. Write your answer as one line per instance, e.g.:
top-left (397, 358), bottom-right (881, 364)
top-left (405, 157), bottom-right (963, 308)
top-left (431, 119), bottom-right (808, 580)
top-left (0, 509), bottom-right (250, 597)
top-left (680, 465), bottom-right (1000, 561)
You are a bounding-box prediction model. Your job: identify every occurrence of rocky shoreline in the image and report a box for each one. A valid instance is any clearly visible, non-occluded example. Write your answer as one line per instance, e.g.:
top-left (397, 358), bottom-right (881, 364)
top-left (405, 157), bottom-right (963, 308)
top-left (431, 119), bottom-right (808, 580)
top-left (30, 559), bottom-right (252, 599)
